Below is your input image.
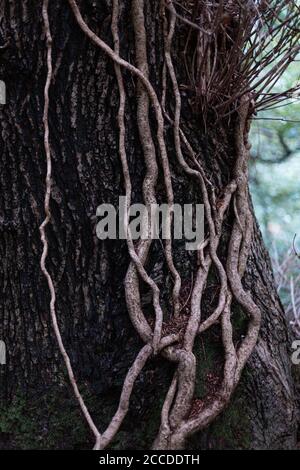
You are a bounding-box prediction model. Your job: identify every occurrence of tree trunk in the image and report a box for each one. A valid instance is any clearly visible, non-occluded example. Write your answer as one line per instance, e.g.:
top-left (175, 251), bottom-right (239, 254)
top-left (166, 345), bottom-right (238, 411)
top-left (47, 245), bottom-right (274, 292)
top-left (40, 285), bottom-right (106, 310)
top-left (0, 0), bottom-right (298, 450)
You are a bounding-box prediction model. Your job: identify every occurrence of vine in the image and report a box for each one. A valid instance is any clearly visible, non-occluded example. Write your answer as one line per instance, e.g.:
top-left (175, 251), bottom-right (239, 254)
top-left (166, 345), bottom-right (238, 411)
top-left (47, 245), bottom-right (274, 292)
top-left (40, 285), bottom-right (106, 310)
top-left (39, 0), bottom-right (300, 450)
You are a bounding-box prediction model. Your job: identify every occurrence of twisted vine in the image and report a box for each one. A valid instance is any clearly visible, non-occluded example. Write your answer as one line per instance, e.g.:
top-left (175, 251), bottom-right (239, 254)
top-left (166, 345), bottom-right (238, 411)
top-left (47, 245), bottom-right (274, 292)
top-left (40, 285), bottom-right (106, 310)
top-left (39, 0), bottom-right (299, 450)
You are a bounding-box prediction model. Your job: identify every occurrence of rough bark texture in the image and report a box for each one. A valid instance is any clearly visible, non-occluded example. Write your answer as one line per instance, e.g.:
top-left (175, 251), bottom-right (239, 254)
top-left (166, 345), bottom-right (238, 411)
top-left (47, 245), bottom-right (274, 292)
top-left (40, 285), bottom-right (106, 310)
top-left (0, 0), bottom-right (298, 449)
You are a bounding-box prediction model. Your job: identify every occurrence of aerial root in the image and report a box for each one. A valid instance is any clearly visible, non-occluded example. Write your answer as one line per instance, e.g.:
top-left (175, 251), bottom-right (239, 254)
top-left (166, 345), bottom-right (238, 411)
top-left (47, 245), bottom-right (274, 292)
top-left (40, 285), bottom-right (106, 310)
top-left (38, 0), bottom-right (265, 450)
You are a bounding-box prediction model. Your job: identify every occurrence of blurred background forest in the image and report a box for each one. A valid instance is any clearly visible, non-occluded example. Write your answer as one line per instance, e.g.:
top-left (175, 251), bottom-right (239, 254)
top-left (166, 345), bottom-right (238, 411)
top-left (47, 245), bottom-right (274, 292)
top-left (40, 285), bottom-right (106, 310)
top-left (251, 65), bottom-right (300, 335)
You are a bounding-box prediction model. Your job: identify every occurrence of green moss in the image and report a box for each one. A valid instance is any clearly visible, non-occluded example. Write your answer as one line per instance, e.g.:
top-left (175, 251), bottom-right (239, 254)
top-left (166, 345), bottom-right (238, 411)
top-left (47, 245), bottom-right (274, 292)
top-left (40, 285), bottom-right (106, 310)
top-left (190, 331), bottom-right (252, 450)
top-left (0, 361), bottom-right (171, 450)
top-left (109, 395), bottom-right (165, 450)
top-left (0, 395), bottom-right (39, 449)
top-left (140, 395), bottom-right (165, 445)
top-left (194, 334), bottom-right (222, 398)
top-left (0, 339), bottom-right (252, 450)
top-left (0, 387), bottom-right (95, 449)
top-left (231, 303), bottom-right (248, 337)
top-left (209, 389), bottom-right (252, 449)
top-left (188, 381), bottom-right (252, 450)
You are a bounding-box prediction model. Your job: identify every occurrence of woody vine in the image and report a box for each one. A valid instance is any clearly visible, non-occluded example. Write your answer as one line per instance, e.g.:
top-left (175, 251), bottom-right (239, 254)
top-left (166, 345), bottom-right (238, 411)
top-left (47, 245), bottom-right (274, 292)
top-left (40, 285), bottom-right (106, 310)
top-left (39, 0), bottom-right (300, 450)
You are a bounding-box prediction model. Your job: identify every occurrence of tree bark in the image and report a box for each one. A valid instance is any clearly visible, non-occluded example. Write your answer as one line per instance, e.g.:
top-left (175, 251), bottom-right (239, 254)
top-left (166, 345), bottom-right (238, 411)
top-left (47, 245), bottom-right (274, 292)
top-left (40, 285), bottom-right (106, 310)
top-left (0, 0), bottom-right (298, 449)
